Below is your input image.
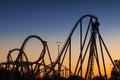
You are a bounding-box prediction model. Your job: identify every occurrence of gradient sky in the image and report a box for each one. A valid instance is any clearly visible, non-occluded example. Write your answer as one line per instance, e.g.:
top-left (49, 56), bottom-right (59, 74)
top-left (0, 0), bottom-right (120, 76)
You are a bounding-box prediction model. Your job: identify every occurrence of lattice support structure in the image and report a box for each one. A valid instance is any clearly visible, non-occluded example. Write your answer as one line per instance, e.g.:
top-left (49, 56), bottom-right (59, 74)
top-left (85, 21), bottom-right (97, 80)
top-left (0, 15), bottom-right (119, 80)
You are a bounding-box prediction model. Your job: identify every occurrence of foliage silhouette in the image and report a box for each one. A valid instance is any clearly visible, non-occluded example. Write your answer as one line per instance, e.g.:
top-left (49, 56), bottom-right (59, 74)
top-left (110, 59), bottom-right (120, 80)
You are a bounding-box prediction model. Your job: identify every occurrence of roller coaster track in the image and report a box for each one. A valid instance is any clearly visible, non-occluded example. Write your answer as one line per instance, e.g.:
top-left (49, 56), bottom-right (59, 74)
top-left (1, 35), bottom-right (56, 79)
top-left (46, 14), bottom-right (118, 79)
top-left (0, 14), bottom-right (119, 80)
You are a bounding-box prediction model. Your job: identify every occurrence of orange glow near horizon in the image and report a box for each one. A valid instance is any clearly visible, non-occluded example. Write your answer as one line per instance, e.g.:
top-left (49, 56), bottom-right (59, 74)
top-left (0, 30), bottom-right (120, 78)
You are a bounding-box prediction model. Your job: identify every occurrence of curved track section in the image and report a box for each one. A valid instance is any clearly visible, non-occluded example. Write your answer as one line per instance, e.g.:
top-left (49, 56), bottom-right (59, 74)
top-left (47, 14), bottom-right (118, 79)
top-left (1, 35), bottom-right (54, 79)
top-left (0, 15), bottom-right (119, 80)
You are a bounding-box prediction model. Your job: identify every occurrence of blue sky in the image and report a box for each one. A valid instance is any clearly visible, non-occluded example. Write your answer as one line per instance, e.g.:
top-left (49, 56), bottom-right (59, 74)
top-left (0, 0), bottom-right (120, 37)
top-left (0, 0), bottom-right (120, 62)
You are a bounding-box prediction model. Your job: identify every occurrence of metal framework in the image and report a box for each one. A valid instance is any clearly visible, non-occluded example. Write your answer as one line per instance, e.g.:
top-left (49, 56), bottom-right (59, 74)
top-left (47, 14), bottom-right (118, 79)
top-left (0, 14), bottom-right (119, 80)
top-left (1, 35), bottom-right (55, 79)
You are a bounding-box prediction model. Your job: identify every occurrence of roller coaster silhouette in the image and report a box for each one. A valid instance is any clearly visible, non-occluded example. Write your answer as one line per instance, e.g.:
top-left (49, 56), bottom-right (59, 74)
top-left (0, 14), bottom-right (119, 80)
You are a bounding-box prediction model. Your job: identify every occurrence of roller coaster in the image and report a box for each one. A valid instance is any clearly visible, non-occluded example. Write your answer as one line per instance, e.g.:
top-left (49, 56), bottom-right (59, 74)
top-left (0, 14), bottom-right (119, 80)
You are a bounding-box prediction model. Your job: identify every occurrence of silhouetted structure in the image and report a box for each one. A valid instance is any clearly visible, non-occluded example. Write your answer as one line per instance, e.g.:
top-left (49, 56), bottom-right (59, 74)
top-left (0, 14), bottom-right (119, 80)
top-left (46, 14), bottom-right (119, 79)
top-left (110, 59), bottom-right (120, 80)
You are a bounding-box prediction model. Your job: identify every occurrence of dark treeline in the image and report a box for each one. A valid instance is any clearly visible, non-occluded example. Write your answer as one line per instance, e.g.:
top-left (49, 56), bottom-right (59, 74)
top-left (0, 59), bottom-right (120, 80)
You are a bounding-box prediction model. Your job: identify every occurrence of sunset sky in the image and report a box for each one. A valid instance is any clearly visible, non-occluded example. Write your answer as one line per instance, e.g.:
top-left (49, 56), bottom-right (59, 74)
top-left (0, 0), bottom-right (120, 77)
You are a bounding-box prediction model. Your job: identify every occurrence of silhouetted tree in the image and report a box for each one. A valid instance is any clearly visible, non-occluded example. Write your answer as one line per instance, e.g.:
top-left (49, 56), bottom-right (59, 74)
top-left (0, 67), bottom-right (10, 80)
top-left (67, 75), bottom-right (84, 80)
top-left (110, 59), bottom-right (120, 80)
top-left (92, 76), bottom-right (105, 80)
